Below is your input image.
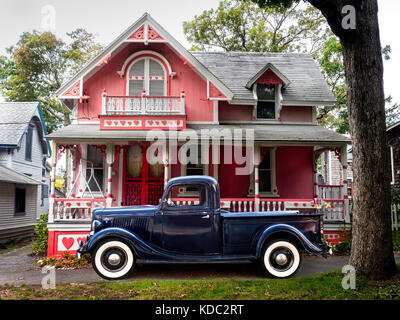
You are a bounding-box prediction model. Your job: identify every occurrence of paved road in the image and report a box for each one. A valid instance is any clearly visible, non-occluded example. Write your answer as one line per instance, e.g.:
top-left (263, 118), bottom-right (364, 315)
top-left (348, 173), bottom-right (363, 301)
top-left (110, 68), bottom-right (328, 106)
top-left (0, 245), bottom-right (399, 285)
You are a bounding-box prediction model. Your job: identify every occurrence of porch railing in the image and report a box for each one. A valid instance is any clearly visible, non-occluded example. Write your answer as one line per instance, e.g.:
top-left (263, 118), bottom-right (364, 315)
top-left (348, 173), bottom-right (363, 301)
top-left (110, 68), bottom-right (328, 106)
top-left (50, 197), bottom-right (349, 223)
top-left (53, 198), bottom-right (106, 222)
top-left (318, 184), bottom-right (343, 200)
top-left (103, 95), bottom-right (185, 116)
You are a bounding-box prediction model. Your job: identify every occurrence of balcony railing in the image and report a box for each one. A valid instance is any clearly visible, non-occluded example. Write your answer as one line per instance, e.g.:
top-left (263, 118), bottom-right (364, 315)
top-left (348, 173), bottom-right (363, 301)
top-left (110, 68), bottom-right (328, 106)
top-left (102, 92), bottom-right (185, 116)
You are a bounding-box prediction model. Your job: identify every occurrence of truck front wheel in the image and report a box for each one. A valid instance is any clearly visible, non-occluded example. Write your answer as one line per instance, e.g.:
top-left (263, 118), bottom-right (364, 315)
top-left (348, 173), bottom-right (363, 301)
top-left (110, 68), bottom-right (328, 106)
top-left (261, 239), bottom-right (301, 278)
top-left (92, 240), bottom-right (135, 280)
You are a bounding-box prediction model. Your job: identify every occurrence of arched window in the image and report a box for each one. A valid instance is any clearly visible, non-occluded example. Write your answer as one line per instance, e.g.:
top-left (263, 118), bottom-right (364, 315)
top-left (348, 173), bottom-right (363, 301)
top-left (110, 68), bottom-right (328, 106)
top-left (127, 57), bottom-right (167, 96)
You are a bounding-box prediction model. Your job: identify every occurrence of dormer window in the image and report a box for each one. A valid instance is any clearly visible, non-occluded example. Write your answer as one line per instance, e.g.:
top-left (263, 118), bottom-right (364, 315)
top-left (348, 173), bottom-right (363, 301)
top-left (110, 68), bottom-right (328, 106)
top-left (256, 84), bottom-right (276, 119)
top-left (127, 57), bottom-right (166, 96)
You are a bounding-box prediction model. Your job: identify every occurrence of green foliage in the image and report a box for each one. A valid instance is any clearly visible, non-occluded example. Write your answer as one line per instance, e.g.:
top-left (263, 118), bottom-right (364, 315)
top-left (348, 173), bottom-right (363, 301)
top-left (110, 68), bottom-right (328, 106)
top-left (31, 214), bottom-right (49, 255)
top-left (183, 0), bottom-right (331, 53)
top-left (393, 231), bottom-right (400, 252)
top-left (0, 29), bottom-right (103, 133)
top-left (391, 187), bottom-right (400, 205)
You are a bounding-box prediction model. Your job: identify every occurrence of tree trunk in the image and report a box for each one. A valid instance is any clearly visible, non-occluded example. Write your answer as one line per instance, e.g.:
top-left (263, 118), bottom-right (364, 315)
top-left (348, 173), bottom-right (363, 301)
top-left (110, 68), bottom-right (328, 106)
top-left (309, 0), bottom-right (396, 279)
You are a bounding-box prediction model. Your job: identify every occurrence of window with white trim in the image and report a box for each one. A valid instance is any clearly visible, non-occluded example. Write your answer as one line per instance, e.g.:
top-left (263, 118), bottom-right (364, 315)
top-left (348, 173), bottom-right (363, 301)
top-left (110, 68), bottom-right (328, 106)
top-left (259, 150), bottom-right (272, 193)
top-left (256, 84), bottom-right (276, 119)
top-left (390, 145), bottom-right (395, 185)
top-left (180, 145), bottom-right (208, 194)
top-left (127, 57), bottom-right (166, 96)
top-left (85, 145), bottom-right (104, 193)
top-left (248, 147), bottom-right (278, 197)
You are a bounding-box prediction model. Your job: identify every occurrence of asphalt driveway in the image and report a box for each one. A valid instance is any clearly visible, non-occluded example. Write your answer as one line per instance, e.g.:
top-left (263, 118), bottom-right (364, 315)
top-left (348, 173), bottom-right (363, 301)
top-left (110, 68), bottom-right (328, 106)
top-left (0, 245), bottom-right (399, 285)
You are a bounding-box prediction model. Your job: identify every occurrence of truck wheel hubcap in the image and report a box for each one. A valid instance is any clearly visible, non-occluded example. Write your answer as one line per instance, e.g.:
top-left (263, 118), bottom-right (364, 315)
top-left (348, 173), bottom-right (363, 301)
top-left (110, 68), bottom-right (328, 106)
top-left (108, 253), bottom-right (121, 266)
top-left (101, 248), bottom-right (127, 272)
top-left (275, 253), bottom-right (288, 266)
top-left (269, 247), bottom-right (294, 271)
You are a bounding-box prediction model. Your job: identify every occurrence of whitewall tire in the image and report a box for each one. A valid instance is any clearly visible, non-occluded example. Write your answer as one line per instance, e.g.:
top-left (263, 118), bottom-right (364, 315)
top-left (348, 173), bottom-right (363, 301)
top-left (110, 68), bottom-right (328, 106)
top-left (261, 240), bottom-right (301, 278)
top-left (92, 240), bottom-right (135, 280)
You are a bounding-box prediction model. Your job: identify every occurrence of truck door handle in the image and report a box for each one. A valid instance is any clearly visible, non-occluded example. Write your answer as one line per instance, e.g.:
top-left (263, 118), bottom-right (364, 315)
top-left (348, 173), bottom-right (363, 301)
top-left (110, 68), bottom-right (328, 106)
top-left (201, 214), bottom-right (210, 219)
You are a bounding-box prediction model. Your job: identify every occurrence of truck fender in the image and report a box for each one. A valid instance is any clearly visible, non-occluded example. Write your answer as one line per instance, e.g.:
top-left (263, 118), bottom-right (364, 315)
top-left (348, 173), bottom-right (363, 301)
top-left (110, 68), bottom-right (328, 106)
top-left (254, 224), bottom-right (323, 258)
top-left (83, 227), bottom-right (159, 259)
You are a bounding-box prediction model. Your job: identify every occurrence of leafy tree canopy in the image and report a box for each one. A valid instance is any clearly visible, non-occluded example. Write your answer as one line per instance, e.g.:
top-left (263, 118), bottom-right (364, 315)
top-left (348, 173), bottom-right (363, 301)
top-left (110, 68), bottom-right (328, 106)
top-left (183, 0), bottom-right (331, 53)
top-left (0, 29), bottom-right (103, 133)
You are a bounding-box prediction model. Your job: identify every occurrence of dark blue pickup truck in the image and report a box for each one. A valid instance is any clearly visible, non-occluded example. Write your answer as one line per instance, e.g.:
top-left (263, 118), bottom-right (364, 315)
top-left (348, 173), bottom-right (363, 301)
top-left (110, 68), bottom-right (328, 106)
top-left (77, 176), bottom-right (331, 280)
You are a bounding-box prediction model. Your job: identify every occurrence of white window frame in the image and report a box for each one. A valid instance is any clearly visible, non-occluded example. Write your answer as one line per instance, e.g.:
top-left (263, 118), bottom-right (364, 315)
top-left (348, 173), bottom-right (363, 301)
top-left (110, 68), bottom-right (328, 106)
top-left (179, 144), bottom-right (209, 196)
top-left (253, 84), bottom-right (282, 121)
top-left (248, 146), bottom-right (278, 197)
top-left (126, 57), bottom-right (167, 96)
top-left (390, 145), bottom-right (395, 185)
top-left (80, 144), bottom-right (106, 198)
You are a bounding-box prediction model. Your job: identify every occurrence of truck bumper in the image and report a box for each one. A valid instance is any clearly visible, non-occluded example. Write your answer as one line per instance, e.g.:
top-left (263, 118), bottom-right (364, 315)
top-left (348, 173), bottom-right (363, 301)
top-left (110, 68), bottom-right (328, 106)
top-left (76, 235), bottom-right (91, 259)
top-left (319, 242), bottom-right (333, 258)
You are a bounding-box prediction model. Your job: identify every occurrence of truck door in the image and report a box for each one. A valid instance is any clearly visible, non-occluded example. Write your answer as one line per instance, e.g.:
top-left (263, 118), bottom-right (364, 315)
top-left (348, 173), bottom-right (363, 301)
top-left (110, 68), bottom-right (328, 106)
top-left (160, 183), bottom-right (220, 255)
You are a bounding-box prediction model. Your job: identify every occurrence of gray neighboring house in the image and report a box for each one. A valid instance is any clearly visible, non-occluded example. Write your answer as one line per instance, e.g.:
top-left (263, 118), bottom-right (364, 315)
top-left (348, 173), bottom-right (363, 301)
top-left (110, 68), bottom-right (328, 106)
top-left (0, 102), bottom-right (50, 242)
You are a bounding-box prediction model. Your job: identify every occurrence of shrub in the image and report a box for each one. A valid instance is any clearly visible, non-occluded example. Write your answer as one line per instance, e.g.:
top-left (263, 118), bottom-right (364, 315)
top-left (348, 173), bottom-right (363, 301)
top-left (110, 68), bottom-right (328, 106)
top-left (31, 214), bottom-right (48, 255)
top-left (37, 251), bottom-right (92, 269)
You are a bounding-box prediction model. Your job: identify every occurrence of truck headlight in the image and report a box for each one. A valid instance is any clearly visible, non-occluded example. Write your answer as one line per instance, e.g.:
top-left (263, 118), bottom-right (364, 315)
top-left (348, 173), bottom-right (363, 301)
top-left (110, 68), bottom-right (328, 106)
top-left (91, 219), bottom-right (101, 235)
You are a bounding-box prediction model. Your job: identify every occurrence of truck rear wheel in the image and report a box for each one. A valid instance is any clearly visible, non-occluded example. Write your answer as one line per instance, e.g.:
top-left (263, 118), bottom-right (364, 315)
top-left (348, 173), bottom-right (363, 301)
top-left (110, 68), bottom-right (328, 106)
top-left (261, 239), bottom-right (301, 278)
top-left (92, 240), bottom-right (135, 280)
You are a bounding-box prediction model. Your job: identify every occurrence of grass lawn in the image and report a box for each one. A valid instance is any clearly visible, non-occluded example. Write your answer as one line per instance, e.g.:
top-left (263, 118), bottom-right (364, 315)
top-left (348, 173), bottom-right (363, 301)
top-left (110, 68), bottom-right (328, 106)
top-left (1, 265), bottom-right (399, 300)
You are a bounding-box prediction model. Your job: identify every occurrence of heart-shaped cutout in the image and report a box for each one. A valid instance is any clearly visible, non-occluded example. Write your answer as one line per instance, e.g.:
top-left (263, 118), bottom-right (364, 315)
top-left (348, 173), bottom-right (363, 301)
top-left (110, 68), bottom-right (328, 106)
top-left (162, 120), bottom-right (167, 126)
top-left (114, 121), bottom-right (119, 125)
top-left (155, 121), bottom-right (159, 125)
top-left (148, 120), bottom-right (153, 125)
top-left (62, 237), bottom-right (74, 250)
top-left (120, 120), bottom-right (126, 125)
top-left (134, 120), bottom-right (139, 125)
top-left (106, 121), bottom-right (111, 125)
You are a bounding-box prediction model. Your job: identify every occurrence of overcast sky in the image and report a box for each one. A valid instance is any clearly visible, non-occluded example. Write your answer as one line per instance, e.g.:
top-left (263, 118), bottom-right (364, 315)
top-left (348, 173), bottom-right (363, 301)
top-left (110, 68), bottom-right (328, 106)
top-left (0, 0), bottom-right (399, 104)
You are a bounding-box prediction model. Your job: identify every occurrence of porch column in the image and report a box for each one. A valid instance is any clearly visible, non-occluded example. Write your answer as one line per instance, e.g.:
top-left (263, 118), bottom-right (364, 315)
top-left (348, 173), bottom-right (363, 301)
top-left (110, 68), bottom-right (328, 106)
top-left (163, 140), bottom-right (169, 186)
top-left (48, 140), bottom-right (57, 223)
top-left (341, 145), bottom-right (350, 223)
top-left (106, 144), bottom-right (115, 208)
top-left (254, 146), bottom-right (260, 211)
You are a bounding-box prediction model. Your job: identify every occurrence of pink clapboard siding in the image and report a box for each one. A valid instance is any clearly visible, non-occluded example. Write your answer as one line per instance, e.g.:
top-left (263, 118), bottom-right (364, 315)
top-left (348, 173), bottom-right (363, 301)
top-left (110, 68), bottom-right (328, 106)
top-left (218, 102), bottom-right (253, 121)
top-left (80, 43), bottom-right (215, 123)
top-left (279, 106), bottom-right (313, 122)
top-left (275, 146), bottom-right (314, 198)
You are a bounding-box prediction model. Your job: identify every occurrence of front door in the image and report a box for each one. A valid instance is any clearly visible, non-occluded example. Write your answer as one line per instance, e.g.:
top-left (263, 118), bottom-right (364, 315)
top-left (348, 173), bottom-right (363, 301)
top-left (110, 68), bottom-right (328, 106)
top-left (122, 143), bottom-right (164, 206)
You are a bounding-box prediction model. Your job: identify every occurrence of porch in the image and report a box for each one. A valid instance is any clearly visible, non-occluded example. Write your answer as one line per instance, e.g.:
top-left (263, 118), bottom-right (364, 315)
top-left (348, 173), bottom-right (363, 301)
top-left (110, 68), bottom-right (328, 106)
top-left (45, 124), bottom-right (351, 256)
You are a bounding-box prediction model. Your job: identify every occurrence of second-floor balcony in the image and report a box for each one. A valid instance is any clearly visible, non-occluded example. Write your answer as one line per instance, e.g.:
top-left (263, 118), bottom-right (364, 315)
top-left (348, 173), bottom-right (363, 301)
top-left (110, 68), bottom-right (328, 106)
top-left (100, 90), bottom-right (186, 130)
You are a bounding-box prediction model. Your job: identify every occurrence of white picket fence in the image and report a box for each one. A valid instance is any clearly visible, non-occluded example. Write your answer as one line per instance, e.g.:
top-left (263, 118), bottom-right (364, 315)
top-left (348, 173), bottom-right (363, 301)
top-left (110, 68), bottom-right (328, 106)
top-left (392, 204), bottom-right (400, 231)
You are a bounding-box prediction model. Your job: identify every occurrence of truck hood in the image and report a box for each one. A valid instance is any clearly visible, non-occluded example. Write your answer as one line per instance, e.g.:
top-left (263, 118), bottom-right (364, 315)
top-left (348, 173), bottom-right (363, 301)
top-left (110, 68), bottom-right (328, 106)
top-left (93, 205), bottom-right (159, 218)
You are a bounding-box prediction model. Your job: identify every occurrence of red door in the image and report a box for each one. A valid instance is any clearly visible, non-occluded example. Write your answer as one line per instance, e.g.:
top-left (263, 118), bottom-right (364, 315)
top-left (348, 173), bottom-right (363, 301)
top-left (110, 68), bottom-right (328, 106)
top-left (122, 143), bottom-right (164, 206)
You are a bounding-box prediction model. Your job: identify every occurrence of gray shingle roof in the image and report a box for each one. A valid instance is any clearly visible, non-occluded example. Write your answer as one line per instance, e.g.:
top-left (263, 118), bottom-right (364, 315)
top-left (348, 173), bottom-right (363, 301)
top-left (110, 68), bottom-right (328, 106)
top-left (0, 102), bottom-right (40, 146)
top-left (0, 165), bottom-right (44, 185)
top-left (46, 124), bottom-right (349, 144)
top-left (191, 52), bottom-right (336, 104)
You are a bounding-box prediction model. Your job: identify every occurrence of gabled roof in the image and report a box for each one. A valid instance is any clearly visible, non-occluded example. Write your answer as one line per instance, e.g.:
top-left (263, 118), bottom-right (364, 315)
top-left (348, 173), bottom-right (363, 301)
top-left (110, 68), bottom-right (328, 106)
top-left (0, 102), bottom-right (49, 155)
top-left (56, 13), bottom-right (234, 102)
top-left (192, 52), bottom-right (336, 105)
top-left (245, 63), bottom-right (291, 89)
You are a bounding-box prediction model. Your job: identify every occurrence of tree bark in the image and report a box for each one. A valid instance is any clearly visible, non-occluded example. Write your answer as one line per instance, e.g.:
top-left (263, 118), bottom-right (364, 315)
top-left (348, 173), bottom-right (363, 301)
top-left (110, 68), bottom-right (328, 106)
top-left (309, 0), bottom-right (396, 279)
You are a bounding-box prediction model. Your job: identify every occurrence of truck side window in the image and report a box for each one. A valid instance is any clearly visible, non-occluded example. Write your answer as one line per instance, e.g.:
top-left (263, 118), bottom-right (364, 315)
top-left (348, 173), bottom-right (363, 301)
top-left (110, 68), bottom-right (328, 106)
top-left (166, 184), bottom-right (207, 207)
